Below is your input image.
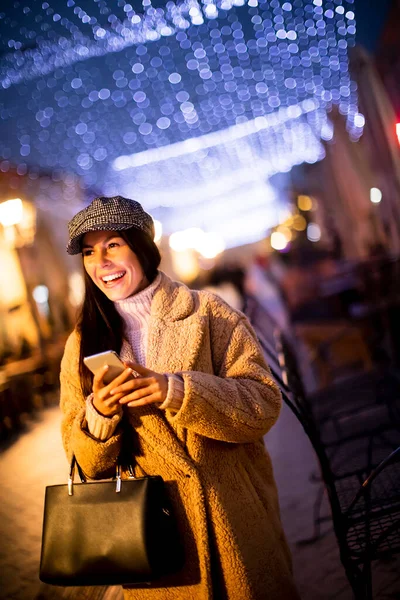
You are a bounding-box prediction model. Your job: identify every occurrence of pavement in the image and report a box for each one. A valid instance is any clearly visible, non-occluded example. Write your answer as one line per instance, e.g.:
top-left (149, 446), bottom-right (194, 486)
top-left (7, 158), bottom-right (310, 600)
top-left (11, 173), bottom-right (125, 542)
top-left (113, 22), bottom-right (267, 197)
top-left (0, 400), bottom-right (399, 600)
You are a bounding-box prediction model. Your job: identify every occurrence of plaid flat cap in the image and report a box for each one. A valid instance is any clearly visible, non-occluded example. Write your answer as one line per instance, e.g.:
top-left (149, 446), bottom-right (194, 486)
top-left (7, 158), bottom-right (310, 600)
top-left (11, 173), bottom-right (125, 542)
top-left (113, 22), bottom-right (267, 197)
top-left (66, 196), bottom-right (155, 254)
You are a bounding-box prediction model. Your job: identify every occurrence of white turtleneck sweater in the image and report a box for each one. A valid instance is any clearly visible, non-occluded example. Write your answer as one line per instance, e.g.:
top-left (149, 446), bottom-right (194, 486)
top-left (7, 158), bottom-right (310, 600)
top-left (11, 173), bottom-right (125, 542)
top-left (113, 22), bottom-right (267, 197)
top-left (85, 273), bottom-right (184, 441)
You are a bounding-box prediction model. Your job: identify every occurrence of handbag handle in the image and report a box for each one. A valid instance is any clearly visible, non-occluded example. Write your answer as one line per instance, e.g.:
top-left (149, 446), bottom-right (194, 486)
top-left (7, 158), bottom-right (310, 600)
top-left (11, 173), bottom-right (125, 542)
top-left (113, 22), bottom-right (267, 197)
top-left (68, 455), bottom-right (135, 496)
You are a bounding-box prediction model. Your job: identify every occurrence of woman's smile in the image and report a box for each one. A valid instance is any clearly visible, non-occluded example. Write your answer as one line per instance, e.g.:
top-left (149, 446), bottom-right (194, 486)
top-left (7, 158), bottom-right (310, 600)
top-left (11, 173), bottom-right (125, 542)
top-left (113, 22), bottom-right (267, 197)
top-left (101, 270), bottom-right (126, 285)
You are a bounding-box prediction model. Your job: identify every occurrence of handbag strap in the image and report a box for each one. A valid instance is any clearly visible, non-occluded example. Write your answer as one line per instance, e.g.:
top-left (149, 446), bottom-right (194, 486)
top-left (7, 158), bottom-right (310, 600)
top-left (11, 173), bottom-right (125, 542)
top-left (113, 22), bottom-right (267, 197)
top-left (67, 454), bottom-right (135, 496)
top-left (68, 455), bottom-right (85, 495)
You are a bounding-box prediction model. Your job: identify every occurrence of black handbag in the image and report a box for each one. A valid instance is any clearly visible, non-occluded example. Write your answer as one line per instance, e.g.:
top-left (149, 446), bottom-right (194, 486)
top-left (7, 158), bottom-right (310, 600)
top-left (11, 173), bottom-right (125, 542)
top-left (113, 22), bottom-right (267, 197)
top-left (39, 456), bottom-right (184, 587)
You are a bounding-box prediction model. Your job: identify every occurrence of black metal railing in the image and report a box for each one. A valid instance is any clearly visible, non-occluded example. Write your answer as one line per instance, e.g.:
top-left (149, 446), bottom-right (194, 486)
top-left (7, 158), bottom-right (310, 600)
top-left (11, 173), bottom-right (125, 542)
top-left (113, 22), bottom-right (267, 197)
top-left (245, 294), bottom-right (400, 600)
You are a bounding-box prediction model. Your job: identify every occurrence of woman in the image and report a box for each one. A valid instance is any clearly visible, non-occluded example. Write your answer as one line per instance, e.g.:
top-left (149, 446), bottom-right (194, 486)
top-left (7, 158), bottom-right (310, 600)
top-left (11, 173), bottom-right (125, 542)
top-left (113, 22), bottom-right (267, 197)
top-left (61, 195), bottom-right (299, 599)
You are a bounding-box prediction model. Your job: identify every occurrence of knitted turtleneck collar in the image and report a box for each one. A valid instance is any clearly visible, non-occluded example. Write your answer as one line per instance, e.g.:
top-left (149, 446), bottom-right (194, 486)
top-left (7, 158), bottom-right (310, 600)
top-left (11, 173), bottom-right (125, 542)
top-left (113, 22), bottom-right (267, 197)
top-left (113, 272), bottom-right (161, 364)
top-left (114, 271), bottom-right (162, 311)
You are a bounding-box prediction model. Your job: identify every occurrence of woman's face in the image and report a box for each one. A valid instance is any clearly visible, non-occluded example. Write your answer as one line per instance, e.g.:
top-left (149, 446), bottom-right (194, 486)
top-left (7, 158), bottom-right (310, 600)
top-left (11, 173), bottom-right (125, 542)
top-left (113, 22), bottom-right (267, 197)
top-left (82, 230), bottom-right (148, 301)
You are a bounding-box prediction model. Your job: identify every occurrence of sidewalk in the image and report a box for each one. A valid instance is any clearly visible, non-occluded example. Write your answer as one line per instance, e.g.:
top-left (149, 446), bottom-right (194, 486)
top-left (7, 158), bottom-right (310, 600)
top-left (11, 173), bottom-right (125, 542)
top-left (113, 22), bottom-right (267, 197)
top-left (0, 402), bottom-right (398, 600)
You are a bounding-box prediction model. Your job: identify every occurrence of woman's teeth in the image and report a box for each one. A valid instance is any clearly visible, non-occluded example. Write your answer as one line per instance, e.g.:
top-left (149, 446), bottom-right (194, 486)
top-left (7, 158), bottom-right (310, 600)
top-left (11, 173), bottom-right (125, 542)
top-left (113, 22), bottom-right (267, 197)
top-left (102, 272), bottom-right (125, 283)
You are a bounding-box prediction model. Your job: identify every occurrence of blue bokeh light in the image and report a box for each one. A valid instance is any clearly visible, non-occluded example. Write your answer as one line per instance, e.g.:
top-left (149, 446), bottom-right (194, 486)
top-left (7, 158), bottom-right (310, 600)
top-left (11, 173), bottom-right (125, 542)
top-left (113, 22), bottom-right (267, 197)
top-left (0, 0), bottom-right (360, 246)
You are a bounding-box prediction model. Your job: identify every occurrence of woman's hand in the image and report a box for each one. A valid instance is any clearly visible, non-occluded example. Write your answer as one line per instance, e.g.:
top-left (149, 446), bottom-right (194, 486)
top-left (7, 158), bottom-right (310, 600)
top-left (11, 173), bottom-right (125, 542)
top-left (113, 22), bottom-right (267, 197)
top-left (92, 365), bottom-right (134, 417)
top-left (109, 362), bottom-right (168, 408)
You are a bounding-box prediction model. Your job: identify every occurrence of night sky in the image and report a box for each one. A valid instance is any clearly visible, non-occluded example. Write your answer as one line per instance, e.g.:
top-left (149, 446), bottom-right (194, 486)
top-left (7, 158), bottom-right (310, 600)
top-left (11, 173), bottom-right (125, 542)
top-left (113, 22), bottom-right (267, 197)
top-left (354, 0), bottom-right (393, 52)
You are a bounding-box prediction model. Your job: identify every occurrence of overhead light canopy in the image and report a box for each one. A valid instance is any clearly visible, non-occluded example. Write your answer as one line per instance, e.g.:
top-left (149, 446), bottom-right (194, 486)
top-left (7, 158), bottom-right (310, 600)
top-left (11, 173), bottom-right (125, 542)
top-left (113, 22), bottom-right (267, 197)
top-left (0, 0), bottom-right (359, 247)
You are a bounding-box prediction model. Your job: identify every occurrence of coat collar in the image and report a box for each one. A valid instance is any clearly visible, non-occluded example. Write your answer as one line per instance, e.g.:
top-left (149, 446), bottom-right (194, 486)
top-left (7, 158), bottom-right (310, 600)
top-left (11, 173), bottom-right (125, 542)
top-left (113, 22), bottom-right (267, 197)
top-left (150, 271), bottom-right (195, 322)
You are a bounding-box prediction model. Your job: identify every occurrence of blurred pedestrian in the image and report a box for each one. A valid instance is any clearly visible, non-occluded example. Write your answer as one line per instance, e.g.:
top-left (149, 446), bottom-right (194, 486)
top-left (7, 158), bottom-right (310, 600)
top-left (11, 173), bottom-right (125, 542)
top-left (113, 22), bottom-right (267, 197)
top-left (203, 264), bottom-right (246, 310)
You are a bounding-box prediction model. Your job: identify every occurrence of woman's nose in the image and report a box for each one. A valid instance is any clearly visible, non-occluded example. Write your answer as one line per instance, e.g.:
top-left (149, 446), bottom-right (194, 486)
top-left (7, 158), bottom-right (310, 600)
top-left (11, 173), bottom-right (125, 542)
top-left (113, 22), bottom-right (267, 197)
top-left (97, 250), bottom-right (112, 266)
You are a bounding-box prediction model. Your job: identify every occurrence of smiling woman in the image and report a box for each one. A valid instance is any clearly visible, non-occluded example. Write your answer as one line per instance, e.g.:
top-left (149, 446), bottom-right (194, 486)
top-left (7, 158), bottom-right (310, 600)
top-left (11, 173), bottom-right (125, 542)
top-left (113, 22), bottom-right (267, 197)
top-left (59, 195), bottom-right (300, 600)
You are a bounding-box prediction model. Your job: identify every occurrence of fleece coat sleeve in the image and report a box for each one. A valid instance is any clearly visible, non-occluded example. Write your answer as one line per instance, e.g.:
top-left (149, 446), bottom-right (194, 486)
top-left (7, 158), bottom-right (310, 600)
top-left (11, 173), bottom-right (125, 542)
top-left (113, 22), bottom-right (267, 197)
top-left (59, 331), bottom-right (123, 479)
top-left (169, 315), bottom-right (282, 443)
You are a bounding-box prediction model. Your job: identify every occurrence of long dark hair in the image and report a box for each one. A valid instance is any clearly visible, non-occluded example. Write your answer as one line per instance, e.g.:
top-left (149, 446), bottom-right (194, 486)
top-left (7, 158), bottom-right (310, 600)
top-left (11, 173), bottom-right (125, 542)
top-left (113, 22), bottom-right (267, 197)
top-left (76, 227), bottom-right (161, 396)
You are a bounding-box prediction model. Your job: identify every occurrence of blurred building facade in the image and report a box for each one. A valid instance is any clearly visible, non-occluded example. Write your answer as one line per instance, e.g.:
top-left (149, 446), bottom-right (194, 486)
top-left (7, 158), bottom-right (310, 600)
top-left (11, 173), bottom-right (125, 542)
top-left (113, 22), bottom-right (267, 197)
top-left (0, 169), bottom-right (83, 365)
top-left (375, 0), bottom-right (400, 119)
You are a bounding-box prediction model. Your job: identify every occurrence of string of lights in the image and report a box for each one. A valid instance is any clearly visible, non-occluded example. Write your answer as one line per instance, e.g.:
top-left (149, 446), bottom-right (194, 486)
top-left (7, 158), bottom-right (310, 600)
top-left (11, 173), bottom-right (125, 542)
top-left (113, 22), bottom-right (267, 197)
top-left (0, 0), bottom-right (361, 247)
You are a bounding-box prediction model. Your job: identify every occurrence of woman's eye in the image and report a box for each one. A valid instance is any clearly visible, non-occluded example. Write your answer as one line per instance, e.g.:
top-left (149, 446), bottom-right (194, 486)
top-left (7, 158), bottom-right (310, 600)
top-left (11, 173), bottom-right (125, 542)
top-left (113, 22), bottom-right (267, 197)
top-left (108, 242), bottom-right (119, 249)
top-left (82, 250), bottom-right (93, 257)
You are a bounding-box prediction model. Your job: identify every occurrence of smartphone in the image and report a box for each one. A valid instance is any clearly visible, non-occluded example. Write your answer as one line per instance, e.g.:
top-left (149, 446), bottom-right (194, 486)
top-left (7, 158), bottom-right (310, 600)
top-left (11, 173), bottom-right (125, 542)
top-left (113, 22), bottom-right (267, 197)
top-left (83, 350), bottom-right (129, 385)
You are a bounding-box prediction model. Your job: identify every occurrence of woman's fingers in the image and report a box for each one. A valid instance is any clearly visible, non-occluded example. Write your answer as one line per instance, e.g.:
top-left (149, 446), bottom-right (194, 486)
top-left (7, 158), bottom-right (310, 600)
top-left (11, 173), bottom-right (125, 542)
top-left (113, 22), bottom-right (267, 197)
top-left (94, 366), bottom-right (133, 395)
top-left (127, 392), bottom-right (163, 408)
top-left (92, 364), bottom-right (109, 392)
top-left (93, 364), bottom-right (168, 411)
top-left (92, 366), bottom-right (136, 416)
top-left (124, 362), bottom-right (151, 377)
top-left (118, 382), bottom-right (159, 405)
top-left (110, 376), bottom-right (153, 396)
top-left (117, 374), bottom-right (168, 407)
top-left (104, 367), bottom-right (135, 390)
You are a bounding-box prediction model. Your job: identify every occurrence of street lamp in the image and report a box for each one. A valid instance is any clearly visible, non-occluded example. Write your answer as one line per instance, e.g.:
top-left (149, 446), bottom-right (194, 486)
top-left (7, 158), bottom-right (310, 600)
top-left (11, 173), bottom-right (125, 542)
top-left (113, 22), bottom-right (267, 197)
top-left (0, 197), bottom-right (36, 247)
top-left (0, 198), bottom-right (23, 226)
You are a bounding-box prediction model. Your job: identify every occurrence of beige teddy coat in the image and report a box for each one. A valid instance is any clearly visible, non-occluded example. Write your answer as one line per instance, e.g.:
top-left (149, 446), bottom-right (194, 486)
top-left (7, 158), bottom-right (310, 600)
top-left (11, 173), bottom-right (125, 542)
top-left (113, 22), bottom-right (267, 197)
top-left (60, 272), bottom-right (299, 600)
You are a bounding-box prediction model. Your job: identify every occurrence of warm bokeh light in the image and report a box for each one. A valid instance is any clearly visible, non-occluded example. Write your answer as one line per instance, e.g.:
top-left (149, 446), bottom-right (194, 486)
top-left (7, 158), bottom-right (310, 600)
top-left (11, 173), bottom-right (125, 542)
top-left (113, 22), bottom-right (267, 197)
top-left (270, 231), bottom-right (289, 251)
top-left (292, 214), bottom-right (307, 231)
top-left (170, 248), bottom-right (199, 283)
top-left (396, 123), bottom-right (400, 146)
top-left (68, 272), bottom-right (85, 308)
top-left (297, 195), bottom-right (313, 212)
top-left (0, 246), bottom-right (27, 307)
top-left (3, 225), bottom-right (17, 247)
top-left (169, 227), bottom-right (224, 258)
top-left (169, 228), bottom-right (204, 252)
top-left (0, 198), bottom-right (36, 247)
top-left (0, 198), bottom-right (23, 227)
top-left (153, 219), bottom-right (163, 244)
top-left (197, 233), bottom-right (225, 259)
top-left (168, 227), bottom-right (224, 278)
top-left (276, 226), bottom-right (293, 242)
top-left (370, 188), bottom-right (382, 204)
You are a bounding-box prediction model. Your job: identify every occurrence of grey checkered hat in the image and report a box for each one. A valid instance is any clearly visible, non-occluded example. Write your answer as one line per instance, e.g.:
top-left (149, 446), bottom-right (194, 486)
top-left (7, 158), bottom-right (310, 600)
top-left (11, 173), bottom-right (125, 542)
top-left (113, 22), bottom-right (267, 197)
top-left (66, 196), bottom-right (155, 255)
